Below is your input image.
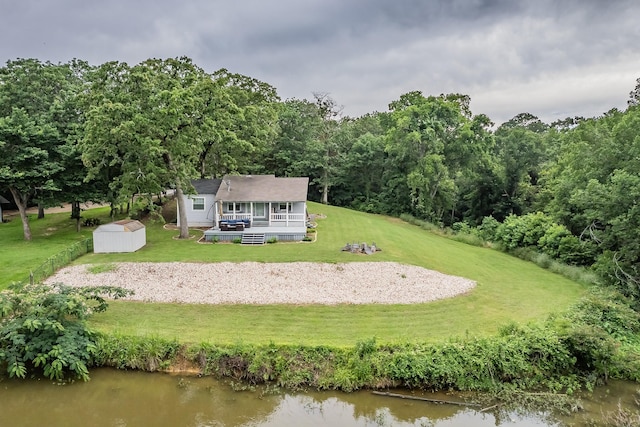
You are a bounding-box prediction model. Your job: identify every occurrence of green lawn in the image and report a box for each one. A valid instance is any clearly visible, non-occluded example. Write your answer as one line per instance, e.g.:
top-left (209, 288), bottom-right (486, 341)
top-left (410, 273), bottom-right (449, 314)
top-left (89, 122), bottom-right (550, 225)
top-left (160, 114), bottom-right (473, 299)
top-left (0, 202), bottom-right (586, 346)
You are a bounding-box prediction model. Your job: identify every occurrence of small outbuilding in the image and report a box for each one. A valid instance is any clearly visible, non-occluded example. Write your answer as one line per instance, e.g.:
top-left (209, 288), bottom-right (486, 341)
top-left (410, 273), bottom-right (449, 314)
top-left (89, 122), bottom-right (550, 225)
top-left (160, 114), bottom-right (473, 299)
top-left (93, 219), bottom-right (146, 253)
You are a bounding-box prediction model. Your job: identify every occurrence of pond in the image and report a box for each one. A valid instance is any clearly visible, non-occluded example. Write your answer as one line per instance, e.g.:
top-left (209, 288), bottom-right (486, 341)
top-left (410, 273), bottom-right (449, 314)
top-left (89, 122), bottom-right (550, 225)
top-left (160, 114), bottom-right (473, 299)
top-left (0, 369), bottom-right (637, 426)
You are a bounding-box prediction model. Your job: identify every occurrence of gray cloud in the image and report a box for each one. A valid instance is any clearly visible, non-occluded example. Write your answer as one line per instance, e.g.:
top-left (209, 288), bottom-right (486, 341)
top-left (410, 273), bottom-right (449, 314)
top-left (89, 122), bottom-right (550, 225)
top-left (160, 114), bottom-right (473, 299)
top-left (1, 0), bottom-right (638, 123)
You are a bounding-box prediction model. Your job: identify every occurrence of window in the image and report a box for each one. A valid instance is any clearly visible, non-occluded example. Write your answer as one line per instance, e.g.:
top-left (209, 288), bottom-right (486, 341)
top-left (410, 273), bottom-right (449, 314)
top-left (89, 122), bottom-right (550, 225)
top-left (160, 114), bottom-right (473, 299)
top-left (226, 203), bottom-right (241, 212)
top-left (192, 197), bottom-right (205, 211)
top-left (279, 203), bottom-right (290, 212)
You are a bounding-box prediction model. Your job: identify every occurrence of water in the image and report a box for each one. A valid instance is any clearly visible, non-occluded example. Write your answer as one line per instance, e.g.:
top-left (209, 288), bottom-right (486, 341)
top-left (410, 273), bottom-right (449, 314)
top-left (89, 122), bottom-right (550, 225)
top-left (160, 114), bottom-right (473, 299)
top-left (0, 369), bottom-right (636, 426)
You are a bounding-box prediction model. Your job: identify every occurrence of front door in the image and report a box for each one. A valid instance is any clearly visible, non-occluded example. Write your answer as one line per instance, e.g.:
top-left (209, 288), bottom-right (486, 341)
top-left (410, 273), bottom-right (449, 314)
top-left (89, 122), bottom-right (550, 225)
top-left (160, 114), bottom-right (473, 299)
top-left (253, 203), bottom-right (266, 219)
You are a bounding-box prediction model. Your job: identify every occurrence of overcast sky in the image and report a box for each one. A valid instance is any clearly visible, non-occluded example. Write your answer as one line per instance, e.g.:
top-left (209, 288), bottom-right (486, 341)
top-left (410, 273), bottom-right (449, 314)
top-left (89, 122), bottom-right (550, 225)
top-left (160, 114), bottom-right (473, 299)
top-left (2, 0), bottom-right (638, 124)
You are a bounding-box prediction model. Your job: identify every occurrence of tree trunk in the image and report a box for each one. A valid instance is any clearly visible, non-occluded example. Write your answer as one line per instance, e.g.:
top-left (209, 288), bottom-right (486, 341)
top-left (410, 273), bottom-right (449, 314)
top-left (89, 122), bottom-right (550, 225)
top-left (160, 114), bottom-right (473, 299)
top-left (163, 151), bottom-right (190, 239)
top-left (37, 203), bottom-right (45, 219)
top-left (175, 184), bottom-right (190, 239)
top-left (71, 201), bottom-right (82, 232)
top-left (9, 187), bottom-right (32, 241)
top-left (321, 169), bottom-right (329, 205)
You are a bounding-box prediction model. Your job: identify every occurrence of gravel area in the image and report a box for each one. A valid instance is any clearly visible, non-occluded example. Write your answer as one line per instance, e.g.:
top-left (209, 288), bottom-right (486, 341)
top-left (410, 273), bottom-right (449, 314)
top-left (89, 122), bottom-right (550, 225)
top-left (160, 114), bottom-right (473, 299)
top-left (45, 262), bottom-right (476, 305)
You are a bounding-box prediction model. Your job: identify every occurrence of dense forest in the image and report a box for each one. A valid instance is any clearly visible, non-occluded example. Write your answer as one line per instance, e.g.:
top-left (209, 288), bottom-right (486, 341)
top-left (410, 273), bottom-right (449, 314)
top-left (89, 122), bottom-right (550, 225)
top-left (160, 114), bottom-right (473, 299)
top-left (1, 57), bottom-right (639, 301)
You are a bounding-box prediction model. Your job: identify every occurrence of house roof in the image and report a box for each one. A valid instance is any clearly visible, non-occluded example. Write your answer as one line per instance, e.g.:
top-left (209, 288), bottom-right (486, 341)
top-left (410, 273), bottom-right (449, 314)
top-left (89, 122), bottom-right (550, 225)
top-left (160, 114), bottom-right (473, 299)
top-left (215, 175), bottom-right (309, 202)
top-left (190, 178), bottom-right (222, 195)
top-left (0, 195), bottom-right (9, 204)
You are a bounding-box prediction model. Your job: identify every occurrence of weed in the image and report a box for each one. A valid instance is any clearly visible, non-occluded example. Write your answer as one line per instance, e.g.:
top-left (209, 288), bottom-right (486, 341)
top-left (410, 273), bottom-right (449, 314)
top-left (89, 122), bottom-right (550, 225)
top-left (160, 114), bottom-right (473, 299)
top-left (86, 263), bottom-right (117, 274)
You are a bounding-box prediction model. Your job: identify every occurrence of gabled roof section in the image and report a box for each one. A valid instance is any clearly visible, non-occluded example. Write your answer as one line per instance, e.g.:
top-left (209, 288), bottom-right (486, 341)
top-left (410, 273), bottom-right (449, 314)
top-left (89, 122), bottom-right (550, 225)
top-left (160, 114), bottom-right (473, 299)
top-left (215, 175), bottom-right (309, 202)
top-left (190, 178), bottom-right (222, 195)
top-left (96, 219), bottom-right (145, 232)
top-left (114, 219), bottom-right (145, 232)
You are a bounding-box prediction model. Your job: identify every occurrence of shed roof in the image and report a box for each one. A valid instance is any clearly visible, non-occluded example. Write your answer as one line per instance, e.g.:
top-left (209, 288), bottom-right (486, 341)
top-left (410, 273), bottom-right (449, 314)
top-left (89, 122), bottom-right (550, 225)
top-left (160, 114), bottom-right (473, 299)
top-left (95, 219), bottom-right (145, 233)
top-left (215, 175), bottom-right (309, 202)
top-left (114, 219), bottom-right (145, 232)
top-left (0, 195), bottom-right (10, 204)
top-left (190, 178), bottom-right (222, 195)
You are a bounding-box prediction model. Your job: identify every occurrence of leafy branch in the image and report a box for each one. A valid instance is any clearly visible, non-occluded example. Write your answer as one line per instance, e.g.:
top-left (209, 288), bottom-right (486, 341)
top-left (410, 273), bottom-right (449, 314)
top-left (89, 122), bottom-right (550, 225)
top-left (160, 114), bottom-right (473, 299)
top-left (0, 283), bottom-right (133, 381)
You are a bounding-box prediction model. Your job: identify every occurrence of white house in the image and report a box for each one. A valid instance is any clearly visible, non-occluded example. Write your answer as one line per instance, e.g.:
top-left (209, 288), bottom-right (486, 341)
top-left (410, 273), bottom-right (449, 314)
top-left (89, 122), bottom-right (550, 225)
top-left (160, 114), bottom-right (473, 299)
top-left (93, 219), bottom-right (146, 253)
top-left (178, 178), bottom-right (222, 227)
top-left (178, 175), bottom-right (310, 243)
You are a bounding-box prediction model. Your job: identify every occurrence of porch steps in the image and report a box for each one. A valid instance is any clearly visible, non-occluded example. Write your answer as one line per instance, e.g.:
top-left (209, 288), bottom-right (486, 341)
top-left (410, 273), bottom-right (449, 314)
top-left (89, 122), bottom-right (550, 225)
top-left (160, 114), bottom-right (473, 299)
top-left (241, 233), bottom-right (266, 245)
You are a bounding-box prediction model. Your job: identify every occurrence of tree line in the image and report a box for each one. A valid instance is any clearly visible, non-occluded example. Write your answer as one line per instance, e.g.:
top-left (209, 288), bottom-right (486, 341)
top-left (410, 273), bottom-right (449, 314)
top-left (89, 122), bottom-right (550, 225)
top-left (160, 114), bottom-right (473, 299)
top-left (1, 57), bottom-right (639, 298)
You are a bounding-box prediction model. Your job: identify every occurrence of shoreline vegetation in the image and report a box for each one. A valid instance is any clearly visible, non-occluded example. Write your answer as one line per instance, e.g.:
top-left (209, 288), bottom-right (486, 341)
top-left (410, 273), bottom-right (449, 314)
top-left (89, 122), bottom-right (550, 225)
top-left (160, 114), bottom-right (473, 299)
top-left (2, 201), bottom-right (639, 415)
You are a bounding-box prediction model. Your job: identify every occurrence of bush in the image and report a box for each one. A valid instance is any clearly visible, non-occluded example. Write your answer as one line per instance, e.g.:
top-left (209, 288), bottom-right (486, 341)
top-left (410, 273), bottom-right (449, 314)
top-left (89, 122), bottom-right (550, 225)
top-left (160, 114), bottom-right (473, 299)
top-left (0, 283), bottom-right (132, 381)
top-left (478, 215), bottom-right (500, 241)
top-left (94, 334), bottom-right (180, 371)
top-left (495, 212), bottom-right (556, 250)
top-left (539, 224), bottom-right (596, 266)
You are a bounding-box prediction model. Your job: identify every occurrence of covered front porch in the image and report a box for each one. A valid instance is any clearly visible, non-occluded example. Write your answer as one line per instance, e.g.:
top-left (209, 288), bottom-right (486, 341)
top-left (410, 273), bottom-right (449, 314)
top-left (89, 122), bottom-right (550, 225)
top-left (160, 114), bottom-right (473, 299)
top-left (216, 201), bottom-right (307, 228)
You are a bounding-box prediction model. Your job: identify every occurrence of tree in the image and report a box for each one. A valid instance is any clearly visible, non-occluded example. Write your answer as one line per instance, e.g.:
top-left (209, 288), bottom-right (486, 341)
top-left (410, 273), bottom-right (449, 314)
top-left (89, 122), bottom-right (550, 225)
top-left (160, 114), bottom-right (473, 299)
top-left (0, 283), bottom-right (131, 381)
top-left (628, 77), bottom-right (640, 107)
top-left (82, 57), bottom-right (216, 238)
top-left (493, 114), bottom-right (547, 217)
top-left (384, 91), bottom-right (492, 223)
top-left (331, 113), bottom-right (387, 212)
top-left (264, 98), bottom-right (327, 202)
top-left (0, 59), bottom-right (81, 240)
top-left (197, 69), bottom-right (280, 178)
top-left (313, 92), bottom-right (343, 204)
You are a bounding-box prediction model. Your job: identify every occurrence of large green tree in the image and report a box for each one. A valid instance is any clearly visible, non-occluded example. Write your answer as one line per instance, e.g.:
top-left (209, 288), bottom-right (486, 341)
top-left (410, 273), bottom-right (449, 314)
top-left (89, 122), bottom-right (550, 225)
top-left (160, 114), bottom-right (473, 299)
top-left (0, 59), bottom-right (82, 240)
top-left (493, 118), bottom-right (547, 218)
top-left (197, 69), bottom-right (280, 178)
top-left (384, 91), bottom-right (492, 223)
top-left (82, 57), bottom-right (215, 238)
top-left (330, 113), bottom-right (387, 212)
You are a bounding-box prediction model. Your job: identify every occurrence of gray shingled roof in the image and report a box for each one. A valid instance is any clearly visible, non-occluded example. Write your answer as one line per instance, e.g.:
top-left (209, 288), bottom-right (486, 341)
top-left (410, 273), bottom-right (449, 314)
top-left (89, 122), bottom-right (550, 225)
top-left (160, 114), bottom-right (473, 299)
top-left (215, 175), bottom-right (309, 202)
top-left (190, 178), bottom-right (222, 195)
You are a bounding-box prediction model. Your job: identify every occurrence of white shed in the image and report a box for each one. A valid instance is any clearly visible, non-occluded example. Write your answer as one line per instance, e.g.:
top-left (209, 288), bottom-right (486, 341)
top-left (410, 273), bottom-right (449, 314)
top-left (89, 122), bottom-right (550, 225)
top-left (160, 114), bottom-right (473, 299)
top-left (93, 219), bottom-right (146, 253)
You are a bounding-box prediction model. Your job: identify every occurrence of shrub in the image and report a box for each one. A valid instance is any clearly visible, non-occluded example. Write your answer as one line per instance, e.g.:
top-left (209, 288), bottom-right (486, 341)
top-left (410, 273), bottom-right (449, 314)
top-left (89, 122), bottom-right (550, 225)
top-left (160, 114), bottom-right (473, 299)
top-left (82, 217), bottom-right (101, 227)
top-left (94, 334), bottom-right (180, 371)
top-left (496, 212), bottom-right (556, 250)
top-left (478, 215), bottom-right (500, 241)
top-left (0, 283), bottom-right (132, 381)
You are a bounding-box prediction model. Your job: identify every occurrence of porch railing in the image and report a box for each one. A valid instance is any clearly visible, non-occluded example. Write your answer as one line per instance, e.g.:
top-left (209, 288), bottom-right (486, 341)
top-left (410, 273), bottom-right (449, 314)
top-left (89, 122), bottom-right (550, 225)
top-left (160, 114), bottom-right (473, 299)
top-left (270, 213), bottom-right (306, 222)
top-left (220, 213), bottom-right (252, 221)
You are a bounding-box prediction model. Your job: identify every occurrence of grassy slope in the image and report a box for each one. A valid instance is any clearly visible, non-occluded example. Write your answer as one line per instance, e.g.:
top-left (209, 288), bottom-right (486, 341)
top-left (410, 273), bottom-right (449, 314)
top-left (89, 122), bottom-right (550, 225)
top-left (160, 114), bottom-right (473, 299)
top-left (0, 212), bottom-right (97, 285)
top-left (0, 202), bottom-right (586, 346)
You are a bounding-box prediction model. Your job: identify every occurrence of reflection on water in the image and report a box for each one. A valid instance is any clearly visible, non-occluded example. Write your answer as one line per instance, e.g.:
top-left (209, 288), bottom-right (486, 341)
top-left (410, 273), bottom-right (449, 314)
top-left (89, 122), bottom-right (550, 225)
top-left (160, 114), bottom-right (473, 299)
top-left (0, 368), bottom-right (635, 426)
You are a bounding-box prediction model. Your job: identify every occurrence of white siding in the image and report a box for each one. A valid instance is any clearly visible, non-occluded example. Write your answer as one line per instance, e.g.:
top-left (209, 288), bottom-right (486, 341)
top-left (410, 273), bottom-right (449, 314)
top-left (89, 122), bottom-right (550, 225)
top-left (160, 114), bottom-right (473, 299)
top-left (178, 194), bottom-right (216, 227)
top-left (93, 223), bottom-right (146, 253)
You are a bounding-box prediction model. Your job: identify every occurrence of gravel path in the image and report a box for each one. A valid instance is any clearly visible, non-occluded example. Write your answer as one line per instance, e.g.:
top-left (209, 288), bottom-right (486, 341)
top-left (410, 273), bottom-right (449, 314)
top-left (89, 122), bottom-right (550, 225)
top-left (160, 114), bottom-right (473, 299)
top-left (45, 262), bottom-right (476, 305)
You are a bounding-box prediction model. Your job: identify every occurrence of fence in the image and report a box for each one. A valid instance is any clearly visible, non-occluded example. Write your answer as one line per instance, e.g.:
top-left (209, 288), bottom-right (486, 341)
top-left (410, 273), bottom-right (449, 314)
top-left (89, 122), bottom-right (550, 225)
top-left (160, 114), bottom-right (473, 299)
top-left (28, 238), bottom-right (93, 285)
